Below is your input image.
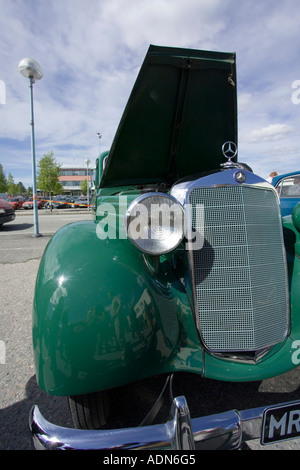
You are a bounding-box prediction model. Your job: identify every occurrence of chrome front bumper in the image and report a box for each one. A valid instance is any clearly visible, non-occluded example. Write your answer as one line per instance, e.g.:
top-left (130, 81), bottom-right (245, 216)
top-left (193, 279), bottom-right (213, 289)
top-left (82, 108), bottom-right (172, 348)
top-left (29, 396), bottom-right (300, 450)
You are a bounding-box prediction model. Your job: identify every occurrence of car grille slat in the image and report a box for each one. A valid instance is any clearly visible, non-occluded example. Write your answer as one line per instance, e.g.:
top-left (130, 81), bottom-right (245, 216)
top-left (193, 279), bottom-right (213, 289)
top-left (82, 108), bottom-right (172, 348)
top-left (188, 185), bottom-right (289, 352)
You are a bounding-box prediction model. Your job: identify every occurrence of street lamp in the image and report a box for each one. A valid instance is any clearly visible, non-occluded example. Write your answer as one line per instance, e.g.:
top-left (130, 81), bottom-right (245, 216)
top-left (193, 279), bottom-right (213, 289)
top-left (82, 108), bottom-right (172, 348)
top-left (84, 158), bottom-right (91, 211)
top-left (18, 58), bottom-right (43, 237)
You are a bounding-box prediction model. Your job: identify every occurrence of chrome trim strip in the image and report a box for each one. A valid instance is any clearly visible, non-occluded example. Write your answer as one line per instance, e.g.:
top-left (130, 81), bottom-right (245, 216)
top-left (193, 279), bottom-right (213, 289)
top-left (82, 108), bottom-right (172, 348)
top-left (30, 396), bottom-right (194, 451)
top-left (210, 347), bottom-right (273, 365)
top-left (29, 397), bottom-right (300, 450)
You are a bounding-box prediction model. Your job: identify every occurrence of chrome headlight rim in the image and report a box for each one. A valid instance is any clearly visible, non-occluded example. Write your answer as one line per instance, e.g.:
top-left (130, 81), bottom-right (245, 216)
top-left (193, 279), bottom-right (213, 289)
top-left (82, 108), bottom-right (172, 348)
top-left (125, 192), bottom-right (185, 255)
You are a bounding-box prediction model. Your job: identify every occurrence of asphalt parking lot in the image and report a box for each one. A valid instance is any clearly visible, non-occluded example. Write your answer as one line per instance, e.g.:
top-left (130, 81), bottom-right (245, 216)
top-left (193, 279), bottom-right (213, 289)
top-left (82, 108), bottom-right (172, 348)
top-left (0, 209), bottom-right (93, 450)
top-left (0, 209), bottom-right (300, 450)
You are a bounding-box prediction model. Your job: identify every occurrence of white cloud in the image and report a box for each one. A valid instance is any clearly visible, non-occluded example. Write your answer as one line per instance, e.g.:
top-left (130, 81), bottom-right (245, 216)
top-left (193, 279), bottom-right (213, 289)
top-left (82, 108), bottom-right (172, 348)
top-left (248, 124), bottom-right (295, 143)
top-left (101, 0), bottom-right (225, 50)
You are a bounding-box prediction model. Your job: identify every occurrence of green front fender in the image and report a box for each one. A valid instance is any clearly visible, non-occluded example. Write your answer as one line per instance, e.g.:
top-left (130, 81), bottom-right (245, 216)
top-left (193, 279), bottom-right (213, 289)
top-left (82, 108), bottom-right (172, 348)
top-left (33, 217), bottom-right (300, 397)
top-left (33, 220), bottom-right (200, 396)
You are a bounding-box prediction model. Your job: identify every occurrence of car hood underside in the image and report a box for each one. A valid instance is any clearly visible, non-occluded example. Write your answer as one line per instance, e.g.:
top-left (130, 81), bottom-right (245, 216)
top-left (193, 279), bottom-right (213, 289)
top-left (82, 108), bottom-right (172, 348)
top-left (100, 45), bottom-right (238, 188)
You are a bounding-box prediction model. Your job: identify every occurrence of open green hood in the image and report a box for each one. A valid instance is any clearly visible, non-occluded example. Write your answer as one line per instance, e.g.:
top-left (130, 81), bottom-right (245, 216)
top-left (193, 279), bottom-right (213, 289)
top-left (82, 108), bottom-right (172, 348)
top-left (100, 45), bottom-right (237, 188)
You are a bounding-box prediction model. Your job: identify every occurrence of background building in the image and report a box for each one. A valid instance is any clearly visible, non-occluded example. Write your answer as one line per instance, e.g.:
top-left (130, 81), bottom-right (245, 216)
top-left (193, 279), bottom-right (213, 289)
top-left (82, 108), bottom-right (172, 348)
top-left (58, 164), bottom-right (95, 195)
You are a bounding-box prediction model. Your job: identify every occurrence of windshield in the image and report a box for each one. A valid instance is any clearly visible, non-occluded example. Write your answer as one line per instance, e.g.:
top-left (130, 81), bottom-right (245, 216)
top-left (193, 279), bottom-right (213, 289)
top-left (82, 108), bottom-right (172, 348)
top-left (276, 175), bottom-right (300, 197)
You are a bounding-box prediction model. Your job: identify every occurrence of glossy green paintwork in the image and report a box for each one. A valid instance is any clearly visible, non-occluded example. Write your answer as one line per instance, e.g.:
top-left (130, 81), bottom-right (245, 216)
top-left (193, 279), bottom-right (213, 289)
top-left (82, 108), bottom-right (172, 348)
top-left (281, 206), bottom-right (300, 340)
top-left (33, 215), bottom-right (201, 395)
top-left (32, 45), bottom-right (300, 397)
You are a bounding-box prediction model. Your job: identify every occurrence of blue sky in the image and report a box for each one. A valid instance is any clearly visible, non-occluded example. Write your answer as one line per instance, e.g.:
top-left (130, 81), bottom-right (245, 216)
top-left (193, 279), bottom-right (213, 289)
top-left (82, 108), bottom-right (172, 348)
top-left (0, 0), bottom-right (300, 187)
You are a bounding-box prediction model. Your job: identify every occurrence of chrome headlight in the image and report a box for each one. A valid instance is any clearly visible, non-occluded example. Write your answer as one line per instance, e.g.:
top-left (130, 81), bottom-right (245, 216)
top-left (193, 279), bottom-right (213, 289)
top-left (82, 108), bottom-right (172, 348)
top-left (125, 193), bottom-right (185, 255)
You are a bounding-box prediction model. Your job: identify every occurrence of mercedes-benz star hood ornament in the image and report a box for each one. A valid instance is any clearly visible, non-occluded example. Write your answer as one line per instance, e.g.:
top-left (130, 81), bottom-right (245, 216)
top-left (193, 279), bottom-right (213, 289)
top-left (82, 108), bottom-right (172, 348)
top-left (222, 141), bottom-right (238, 163)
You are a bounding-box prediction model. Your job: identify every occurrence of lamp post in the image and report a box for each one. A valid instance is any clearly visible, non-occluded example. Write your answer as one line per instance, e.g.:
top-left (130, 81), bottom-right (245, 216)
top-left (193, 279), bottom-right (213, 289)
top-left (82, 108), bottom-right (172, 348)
top-left (84, 158), bottom-right (91, 211)
top-left (19, 58), bottom-right (43, 237)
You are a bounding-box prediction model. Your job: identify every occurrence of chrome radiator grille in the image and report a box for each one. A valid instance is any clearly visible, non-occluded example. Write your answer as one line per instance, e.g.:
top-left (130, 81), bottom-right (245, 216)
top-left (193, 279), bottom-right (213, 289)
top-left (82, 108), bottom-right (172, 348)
top-left (188, 185), bottom-right (289, 352)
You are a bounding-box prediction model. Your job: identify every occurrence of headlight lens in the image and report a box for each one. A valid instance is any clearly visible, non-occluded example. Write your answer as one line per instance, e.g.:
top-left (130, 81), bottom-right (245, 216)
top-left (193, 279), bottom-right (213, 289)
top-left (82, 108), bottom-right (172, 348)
top-left (125, 193), bottom-right (185, 255)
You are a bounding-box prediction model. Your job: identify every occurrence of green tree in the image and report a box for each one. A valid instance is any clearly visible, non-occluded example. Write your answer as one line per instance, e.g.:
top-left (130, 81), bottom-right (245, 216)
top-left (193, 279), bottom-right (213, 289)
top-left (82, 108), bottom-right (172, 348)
top-left (7, 173), bottom-right (19, 196)
top-left (37, 151), bottom-right (62, 193)
top-left (80, 178), bottom-right (87, 195)
top-left (0, 164), bottom-right (7, 192)
top-left (37, 151), bottom-right (63, 209)
top-left (17, 181), bottom-right (26, 195)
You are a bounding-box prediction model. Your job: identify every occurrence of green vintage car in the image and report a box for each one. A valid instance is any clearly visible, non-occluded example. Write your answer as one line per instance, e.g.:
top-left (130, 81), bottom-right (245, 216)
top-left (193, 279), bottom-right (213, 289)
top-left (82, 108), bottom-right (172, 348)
top-left (30, 46), bottom-right (300, 450)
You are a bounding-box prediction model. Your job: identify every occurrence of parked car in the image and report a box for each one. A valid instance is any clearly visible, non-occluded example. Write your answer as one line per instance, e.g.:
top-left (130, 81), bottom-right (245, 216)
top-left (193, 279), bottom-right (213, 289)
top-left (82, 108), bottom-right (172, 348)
top-left (30, 46), bottom-right (300, 450)
top-left (73, 197), bottom-right (89, 208)
top-left (0, 198), bottom-right (15, 225)
top-left (23, 197), bottom-right (45, 209)
top-left (7, 198), bottom-right (19, 210)
top-left (272, 171), bottom-right (300, 216)
top-left (44, 196), bottom-right (71, 209)
top-left (7, 197), bottom-right (24, 210)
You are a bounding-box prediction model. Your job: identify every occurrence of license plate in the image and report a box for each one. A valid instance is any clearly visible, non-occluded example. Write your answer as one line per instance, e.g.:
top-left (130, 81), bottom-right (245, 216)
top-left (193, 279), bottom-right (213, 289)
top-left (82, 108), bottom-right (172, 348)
top-left (261, 402), bottom-right (300, 445)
